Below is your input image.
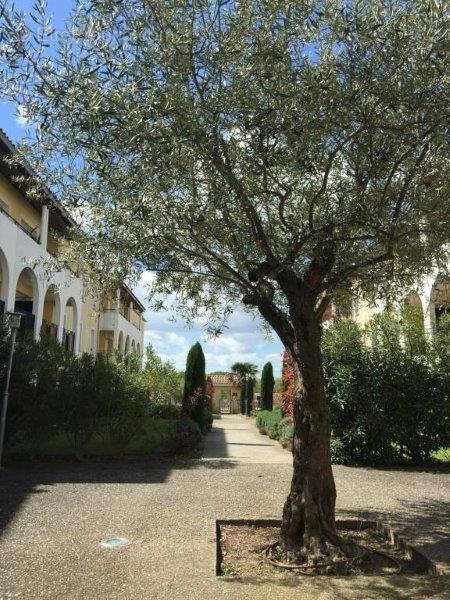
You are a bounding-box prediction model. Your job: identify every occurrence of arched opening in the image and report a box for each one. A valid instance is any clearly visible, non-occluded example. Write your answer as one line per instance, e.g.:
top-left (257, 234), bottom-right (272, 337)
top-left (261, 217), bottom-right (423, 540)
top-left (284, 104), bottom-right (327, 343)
top-left (125, 335), bottom-right (130, 354)
top-left (118, 331), bottom-right (124, 353)
top-left (402, 292), bottom-right (426, 353)
top-left (14, 267), bottom-right (39, 335)
top-left (0, 247), bottom-right (10, 315)
top-left (131, 339), bottom-right (136, 352)
top-left (137, 342), bottom-right (141, 355)
top-left (431, 276), bottom-right (450, 333)
top-left (41, 284), bottom-right (60, 339)
top-left (63, 297), bottom-right (78, 353)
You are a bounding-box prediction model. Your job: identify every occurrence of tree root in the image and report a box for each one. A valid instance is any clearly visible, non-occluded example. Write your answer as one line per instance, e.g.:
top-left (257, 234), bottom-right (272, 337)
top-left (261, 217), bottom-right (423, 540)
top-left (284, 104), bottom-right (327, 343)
top-left (360, 544), bottom-right (402, 575)
top-left (263, 540), bottom-right (402, 576)
top-left (264, 542), bottom-right (359, 575)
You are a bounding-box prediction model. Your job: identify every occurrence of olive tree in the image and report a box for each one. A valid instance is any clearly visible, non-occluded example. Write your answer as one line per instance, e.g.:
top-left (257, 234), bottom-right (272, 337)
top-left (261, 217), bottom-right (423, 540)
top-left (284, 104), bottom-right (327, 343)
top-left (1, 0), bottom-right (447, 564)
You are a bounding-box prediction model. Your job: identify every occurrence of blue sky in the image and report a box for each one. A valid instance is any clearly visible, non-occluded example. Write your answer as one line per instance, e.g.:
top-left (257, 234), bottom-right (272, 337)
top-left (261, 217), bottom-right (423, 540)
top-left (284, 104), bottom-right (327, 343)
top-left (1, 1), bottom-right (284, 375)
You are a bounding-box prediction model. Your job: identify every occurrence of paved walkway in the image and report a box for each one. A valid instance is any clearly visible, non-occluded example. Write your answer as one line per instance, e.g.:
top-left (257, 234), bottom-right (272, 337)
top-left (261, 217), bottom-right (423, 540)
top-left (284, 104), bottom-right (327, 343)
top-left (203, 414), bottom-right (291, 463)
top-left (0, 414), bottom-right (449, 600)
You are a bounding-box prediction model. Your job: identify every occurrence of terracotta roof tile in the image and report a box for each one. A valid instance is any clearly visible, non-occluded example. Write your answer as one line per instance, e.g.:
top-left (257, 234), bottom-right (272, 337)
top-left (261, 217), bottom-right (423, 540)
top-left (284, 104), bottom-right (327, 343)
top-left (209, 373), bottom-right (239, 385)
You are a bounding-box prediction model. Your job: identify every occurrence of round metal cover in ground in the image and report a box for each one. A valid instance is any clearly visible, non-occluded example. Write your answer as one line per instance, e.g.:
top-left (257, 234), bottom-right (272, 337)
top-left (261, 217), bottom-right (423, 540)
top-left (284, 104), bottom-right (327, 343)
top-left (100, 537), bottom-right (128, 548)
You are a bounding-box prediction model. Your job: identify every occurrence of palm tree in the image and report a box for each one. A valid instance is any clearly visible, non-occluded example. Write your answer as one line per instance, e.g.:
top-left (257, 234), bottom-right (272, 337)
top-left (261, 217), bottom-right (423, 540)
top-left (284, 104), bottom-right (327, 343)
top-left (231, 362), bottom-right (258, 415)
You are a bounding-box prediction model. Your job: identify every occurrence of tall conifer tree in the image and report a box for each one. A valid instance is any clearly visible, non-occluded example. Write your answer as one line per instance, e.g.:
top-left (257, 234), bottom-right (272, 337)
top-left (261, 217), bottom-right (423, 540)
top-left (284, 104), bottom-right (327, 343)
top-left (260, 362), bottom-right (275, 411)
top-left (183, 342), bottom-right (206, 427)
top-left (246, 378), bottom-right (255, 417)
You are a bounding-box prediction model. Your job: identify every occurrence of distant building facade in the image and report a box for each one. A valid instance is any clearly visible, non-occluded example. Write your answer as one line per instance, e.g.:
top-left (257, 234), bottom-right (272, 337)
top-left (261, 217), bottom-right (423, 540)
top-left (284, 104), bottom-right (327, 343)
top-left (326, 270), bottom-right (449, 339)
top-left (208, 372), bottom-right (241, 414)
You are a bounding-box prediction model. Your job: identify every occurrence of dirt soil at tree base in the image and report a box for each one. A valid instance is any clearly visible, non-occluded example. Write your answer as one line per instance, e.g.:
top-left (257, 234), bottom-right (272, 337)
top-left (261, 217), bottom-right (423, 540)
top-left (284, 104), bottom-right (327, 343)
top-left (220, 524), bottom-right (430, 578)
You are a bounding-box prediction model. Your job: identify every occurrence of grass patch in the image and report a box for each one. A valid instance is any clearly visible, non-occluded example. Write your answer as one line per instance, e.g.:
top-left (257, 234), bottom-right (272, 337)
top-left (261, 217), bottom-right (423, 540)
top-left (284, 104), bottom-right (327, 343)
top-left (431, 447), bottom-right (450, 463)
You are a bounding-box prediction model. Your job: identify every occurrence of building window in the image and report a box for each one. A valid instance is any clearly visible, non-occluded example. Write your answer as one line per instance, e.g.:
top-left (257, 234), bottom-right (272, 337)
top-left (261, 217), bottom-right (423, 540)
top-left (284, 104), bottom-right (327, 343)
top-left (90, 329), bottom-right (95, 353)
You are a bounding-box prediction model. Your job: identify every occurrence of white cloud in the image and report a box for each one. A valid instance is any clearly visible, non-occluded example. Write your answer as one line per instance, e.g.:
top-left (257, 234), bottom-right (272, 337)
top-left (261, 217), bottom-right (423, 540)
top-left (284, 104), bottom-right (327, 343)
top-left (144, 329), bottom-right (162, 346)
top-left (132, 274), bottom-right (283, 375)
top-left (207, 335), bottom-right (244, 354)
top-left (166, 331), bottom-right (188, 348)
top-left (16, 105), bottom-right (29, 126)
top-left (139, 271), bottom-right (156, 287)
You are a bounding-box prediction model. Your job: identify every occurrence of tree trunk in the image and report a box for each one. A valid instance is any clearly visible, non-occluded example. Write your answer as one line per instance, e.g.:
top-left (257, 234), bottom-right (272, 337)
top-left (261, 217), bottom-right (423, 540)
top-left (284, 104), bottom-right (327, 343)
top-left (279, 308), bottom-right (337, 562)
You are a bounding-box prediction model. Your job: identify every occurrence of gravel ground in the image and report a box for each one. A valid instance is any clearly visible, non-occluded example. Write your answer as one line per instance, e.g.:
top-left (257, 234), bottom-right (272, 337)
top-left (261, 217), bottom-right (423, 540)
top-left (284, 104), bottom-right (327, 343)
top-left (0, 414), bottom-right (448, 600)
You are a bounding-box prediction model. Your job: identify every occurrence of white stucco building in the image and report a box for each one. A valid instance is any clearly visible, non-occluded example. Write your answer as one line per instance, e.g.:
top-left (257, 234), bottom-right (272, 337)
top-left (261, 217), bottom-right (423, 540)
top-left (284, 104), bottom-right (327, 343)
top-left (0, 128), bottom-right (145, 355)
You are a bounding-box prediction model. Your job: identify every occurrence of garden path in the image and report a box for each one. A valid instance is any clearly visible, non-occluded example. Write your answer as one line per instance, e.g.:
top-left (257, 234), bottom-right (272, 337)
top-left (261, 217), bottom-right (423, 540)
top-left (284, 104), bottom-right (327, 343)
top-left (202, 413), bottom-right (291, 463)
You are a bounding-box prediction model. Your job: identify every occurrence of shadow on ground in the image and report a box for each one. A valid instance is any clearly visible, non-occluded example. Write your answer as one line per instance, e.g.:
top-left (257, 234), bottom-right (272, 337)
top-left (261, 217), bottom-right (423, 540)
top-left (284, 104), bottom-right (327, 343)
top-left (223, 573), bottom-right (449, 600)
top-left (338, 499), bottom-right (450, 572)
top-left (0, 424), bottom-right (234, 538)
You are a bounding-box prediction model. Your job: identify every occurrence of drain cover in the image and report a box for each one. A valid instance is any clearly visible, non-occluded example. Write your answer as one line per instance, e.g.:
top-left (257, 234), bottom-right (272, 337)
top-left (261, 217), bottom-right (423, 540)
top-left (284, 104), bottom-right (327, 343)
top-left (100, 537), bottom-right (128, 548)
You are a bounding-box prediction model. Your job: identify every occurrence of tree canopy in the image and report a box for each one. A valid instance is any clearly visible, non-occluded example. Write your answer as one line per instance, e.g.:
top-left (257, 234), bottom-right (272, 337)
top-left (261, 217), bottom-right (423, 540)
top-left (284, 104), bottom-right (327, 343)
top-left (144, 344), bottom-right (183, 405)
top-left (0, 0), bottom-right (447, 349)
top-left (231, 362), bottom-right (258, 382)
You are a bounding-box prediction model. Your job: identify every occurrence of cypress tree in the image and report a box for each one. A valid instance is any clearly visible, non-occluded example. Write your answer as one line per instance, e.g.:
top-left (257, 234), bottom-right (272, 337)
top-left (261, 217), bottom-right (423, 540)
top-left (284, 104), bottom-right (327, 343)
top-left (260, 361), bottom-right (275, 411)
top-left (183, 342), bottom-right (206, 427)
top-left (246, 378), bottom-right (255, 417)
top-left (239, 384), bottom-right (246, 415)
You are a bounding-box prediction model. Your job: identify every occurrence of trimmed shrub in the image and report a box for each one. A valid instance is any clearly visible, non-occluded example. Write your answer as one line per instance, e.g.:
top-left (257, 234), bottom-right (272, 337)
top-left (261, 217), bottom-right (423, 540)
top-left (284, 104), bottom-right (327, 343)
top-left (202, 406), bottom-right (213, 432)
top-left (323, 316), bottom-right (449, 466)
top-left (165, 417), bottom-right (202, 454)
top-left (149, 403), bottom-right (182, 420)
top-left (0, 328), bottom-right (189, 459)
top-left (276, 315), bottom-right (449, 466)
top-left (256, 406), bottom-right (283, 439)
top-left (255, 410), bottom-right (268, 434)
top-left (6, 331), bottom-right (68, 448)
top-left (260, 361), bottom-right (275, 411)
top-left (278, 417), bottom-right (294, 450)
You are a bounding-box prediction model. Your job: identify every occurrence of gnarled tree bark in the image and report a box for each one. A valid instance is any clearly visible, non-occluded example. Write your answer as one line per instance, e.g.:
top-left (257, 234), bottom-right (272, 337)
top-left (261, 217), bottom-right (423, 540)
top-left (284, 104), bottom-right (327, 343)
top-left (279, 301), bottom-right (338, 562)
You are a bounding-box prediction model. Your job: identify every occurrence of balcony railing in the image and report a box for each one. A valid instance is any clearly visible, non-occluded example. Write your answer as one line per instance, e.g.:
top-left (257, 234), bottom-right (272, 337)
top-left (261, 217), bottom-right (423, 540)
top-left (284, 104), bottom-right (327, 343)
top-left (101, 307), bottom-right (141, 331)
top-left (0, 202), bottom-right (40, 243)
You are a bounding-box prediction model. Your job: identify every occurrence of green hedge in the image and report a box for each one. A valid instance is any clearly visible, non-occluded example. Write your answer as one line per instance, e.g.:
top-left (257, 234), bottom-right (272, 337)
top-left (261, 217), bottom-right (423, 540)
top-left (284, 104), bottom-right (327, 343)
top-left (277, 417), bottom-right (294, 449)
top-left (0, 321), bottom-right (201, 459)
top-left (256, 406), bottom-right (283, 439)
top-left (323, 316), bottom-right (449, 466)
top-left (256, 314), bottom-right (449, 467)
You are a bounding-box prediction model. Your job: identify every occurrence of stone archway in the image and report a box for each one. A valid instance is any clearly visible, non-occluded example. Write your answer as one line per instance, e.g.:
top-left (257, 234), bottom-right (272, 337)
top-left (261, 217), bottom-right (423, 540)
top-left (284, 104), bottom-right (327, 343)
top-left (0, 246), bottom-right (10, 314)
top-left (125, 335), bottom-right (130, 354)
top-left (14, 267), bottom-right (39, 335)
top-left (63, 297), bottom-right (78, 353)
top-left (41, 284), bottom-right (61, 339)
top-left (118, 330), bottom-right (124, 353)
